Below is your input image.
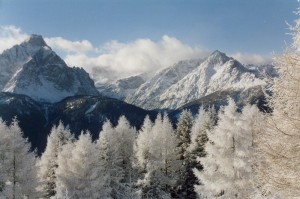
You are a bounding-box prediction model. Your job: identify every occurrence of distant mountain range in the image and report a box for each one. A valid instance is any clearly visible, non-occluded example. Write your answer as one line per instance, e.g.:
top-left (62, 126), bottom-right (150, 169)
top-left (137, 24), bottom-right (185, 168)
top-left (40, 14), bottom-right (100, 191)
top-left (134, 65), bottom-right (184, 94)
top-left (0, 34), bottom-right (276, 153)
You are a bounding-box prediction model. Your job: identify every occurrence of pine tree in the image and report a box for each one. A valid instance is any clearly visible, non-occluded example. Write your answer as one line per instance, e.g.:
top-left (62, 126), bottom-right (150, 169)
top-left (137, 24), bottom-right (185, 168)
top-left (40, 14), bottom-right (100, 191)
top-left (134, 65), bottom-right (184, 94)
top-left (38, 122), bottom-right (73, 198)
top-left (56, 132), bottom-right (109, 198)
top-left (0, 119), bottom-right (40, 198)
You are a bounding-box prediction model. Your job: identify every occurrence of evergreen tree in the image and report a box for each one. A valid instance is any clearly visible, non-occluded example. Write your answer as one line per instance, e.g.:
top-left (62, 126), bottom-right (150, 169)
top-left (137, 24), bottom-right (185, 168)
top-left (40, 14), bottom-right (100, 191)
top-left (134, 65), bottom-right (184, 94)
top-left (0, 119), bottom-right (40, 198)
top-left (56, 132), bottom-right (109, 198)
top-left (38, 122), bottom-right (73, 198)
top-left (175, 110), bottom-right (193, 198)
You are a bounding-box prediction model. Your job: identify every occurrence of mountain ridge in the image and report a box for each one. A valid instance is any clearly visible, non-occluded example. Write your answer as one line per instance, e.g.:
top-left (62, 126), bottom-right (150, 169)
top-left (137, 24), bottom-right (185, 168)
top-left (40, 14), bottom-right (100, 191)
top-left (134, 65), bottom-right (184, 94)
top-left (125, 50), bottom-right (269, 110)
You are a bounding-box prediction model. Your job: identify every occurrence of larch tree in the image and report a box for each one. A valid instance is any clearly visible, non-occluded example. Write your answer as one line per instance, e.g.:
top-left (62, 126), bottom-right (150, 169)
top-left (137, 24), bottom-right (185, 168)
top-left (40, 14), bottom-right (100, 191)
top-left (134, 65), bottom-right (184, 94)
top-left (188, 107), bottom-right (216, 199)
top-left (0, 119), bottom-right (40, 198)
top-left (138, 114), bottom-right (179, 199)
top-left (97, 117), bottom-right (137, 199)
top-left (134, 115), bottom-right (153, 175)
top-left (134, 115), bottom-right (153, 197)
top-left (114, 116), bottom-right (137, 199)
top-left (257, 14), bottom-right (300, 198)
top-left (194, 99), bottom-right (255, 199)
top-left (235, 104), bottom-right (263, 199)
top-left (56, 132), bottom-right (109, 198)
top-left (38, 122), bottom-right (73, 198)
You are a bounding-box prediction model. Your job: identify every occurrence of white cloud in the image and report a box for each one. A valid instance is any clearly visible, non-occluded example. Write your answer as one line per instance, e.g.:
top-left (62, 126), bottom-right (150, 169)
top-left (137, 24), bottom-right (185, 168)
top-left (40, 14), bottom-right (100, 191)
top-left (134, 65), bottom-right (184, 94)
top-left (0, 26), bottom-right (209, 81)
top-left (230, 52), bottom-right (272, 65)
top-left (45, 37), bottom-right (95, 54)
top-left (65, 35), bottom-right (209, 78)
top-left (0, 25), bottom-right (29, 53)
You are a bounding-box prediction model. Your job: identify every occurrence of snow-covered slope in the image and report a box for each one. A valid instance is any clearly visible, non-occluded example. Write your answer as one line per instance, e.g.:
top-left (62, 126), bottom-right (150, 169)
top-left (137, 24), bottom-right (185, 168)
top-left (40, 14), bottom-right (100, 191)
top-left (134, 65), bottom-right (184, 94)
top-left (125, 58), bottom-right (205, 109)
top-left (0, 34), bottom-right (47, 90)
top-left (126, 51), bottom-right (267, 110)
top-left (1, 35), bottom-right (99, 103)
top-left (97, 75), bottom-right (146, 100)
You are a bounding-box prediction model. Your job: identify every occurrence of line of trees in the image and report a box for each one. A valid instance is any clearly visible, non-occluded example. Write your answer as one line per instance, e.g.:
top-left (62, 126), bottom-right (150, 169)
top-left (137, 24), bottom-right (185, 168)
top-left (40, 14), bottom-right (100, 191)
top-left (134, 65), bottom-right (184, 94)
top-left (0, 100), bottom-right (269, 199)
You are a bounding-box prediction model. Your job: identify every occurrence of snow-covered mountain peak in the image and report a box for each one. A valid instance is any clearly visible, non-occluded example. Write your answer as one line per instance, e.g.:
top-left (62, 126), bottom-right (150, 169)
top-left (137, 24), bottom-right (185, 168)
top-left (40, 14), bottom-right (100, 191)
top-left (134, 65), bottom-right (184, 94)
top-left (206, 50), bottom-right (231, 65)
top-left (0, 35), bottom-right (51, 90)
top-left (0, 35), bottom-right (99, 103)
top-left (25, 34), bottom-right (47, 48)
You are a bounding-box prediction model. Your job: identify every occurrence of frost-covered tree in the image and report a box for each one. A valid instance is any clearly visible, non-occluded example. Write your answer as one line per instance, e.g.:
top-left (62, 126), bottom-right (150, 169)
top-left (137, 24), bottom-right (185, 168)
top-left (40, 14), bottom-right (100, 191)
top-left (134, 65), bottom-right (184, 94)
top-left (186, 107), bottom-right (216, 198)
top-left (137, 114), bottom-right (179, 199)
top-left (194, 99), bottom-right (257, 199)
top-left (134, 116), bottom-right (153, 197)
top-left (257, 15), bottom-right (300, 198)
top-left (238, 104), bottom-right (265, 199)
top-left (175, 110), bottom-right (193, 198)
top-left (56, 132), bottom-right (109, 198)
top-left (0, 119), bottom-right (40, 198)
top-left (96, 120), bottom-right (117, 198)
top-left (176, 110), bottom-right (193, 164)
top-left (134, 115), bottom-right (153, 173)
top-left (38, 122), bottom-right (73, 198)
top-left (113, 116), bottom-right (137, 199)
top-left (190, 107), bottom-right (216, 163)
top-left (97, 117), bottom-right (137, 199)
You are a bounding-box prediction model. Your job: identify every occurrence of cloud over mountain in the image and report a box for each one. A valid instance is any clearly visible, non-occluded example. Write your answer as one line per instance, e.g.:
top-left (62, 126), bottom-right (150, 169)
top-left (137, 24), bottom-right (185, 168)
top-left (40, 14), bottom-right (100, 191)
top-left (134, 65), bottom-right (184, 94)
top-left (0, 25), bottom-right (272, 81)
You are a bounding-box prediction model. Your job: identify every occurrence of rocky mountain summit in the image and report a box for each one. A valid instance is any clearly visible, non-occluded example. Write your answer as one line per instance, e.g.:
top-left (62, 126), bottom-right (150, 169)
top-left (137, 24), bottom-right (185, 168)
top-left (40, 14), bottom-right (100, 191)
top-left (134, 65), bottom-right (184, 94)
top-left (0, 34), bottom-right (99, 102)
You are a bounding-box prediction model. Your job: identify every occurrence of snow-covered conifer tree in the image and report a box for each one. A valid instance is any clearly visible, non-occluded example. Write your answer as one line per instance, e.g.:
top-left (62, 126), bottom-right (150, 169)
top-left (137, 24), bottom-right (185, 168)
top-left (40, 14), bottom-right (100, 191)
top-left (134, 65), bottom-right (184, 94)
top-left (176, 110), bottom-right (193, 165)
top-left (134, 115), bottom-right (153, 197)
top-left (257, 14), bottom-right (300, 198)
top-left (138, 114), bottom-right (179, 199)
top-left (237, 104), bottom-right (264, 198)
top-left (97, 117), bottom-right (137, 199)
top-left (134, 115), bottom-right (153, 172)
top-left (186, 107), bottom-right (216, 198)
top-left (194, 99), bottom-right (240, 198)
top-left (194, 100), bottom-right (261, 199)
top-left (56, 132), bottom-right (109, 198)
top-left (38, 122), bottom-right (73, 198)
top-left (0, 119), bottom-right (40, 198)
top-left (175, 110), bottom-right (194, 198)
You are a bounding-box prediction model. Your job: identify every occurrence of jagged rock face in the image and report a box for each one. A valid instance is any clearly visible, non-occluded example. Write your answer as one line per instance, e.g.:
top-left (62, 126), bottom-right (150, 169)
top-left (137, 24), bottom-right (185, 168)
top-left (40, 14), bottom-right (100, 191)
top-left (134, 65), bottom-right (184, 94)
top-left (126, 51), bottom-right (267, 110)
top-left (97, 75), bottom-right (146, 100)
top-left (0, 34), bottom-right (47, 90)
top-left (1, 35), bottom-right (99, 102)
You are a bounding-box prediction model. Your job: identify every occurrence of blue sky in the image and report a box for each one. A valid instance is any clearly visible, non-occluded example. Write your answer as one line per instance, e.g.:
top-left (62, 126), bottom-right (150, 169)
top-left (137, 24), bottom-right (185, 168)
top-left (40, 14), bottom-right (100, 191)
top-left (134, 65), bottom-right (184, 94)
top-left (0, 0), bottom-right (299, 79)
